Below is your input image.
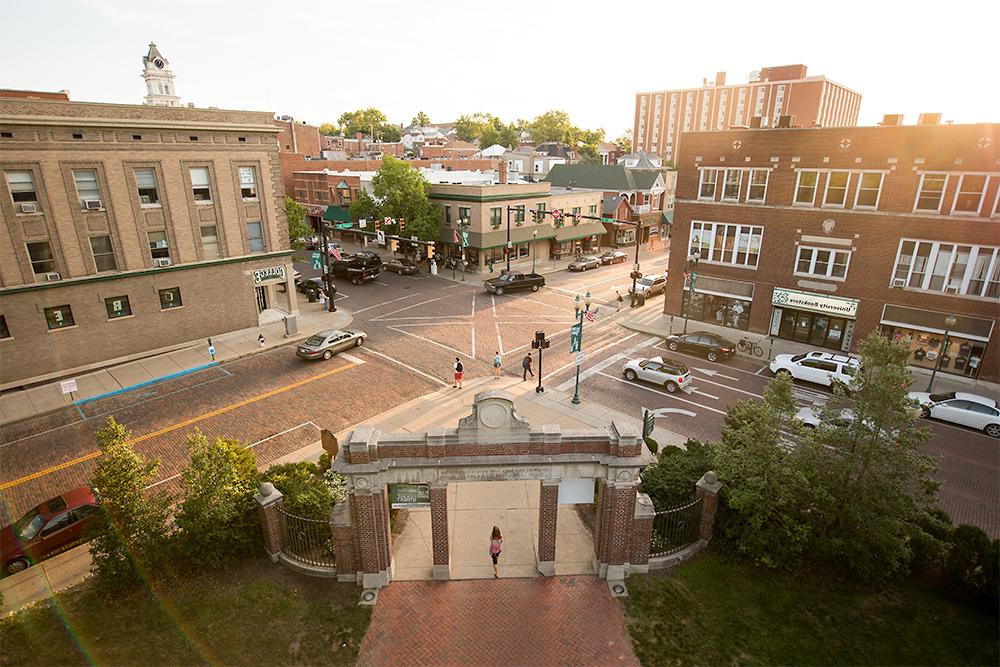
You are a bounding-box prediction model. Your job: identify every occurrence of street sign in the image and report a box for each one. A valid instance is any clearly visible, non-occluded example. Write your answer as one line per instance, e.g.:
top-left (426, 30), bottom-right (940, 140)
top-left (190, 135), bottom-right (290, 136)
top-left (575, 351), bottom-right (584, 366)
top-left (359, 219), bottom-right (368, 228)
top-left (311, 251), bottom-right (322, 270)
top-left (208, 345), bottom-right (216, 356)
top-left (690, 272), bottom-right (698, 289)
top-left (569, 323), bottom-right (582, 352)
top-left (334, 223), bottom-right (353, 229)
top-left (389, 483), bottom-right (430, 508)
top-left (461, 230), bottom-right (470, 247)
top-left (59, 379), bottom-right (78, 394)
top-left (551, 209), bottom-right (562, 220)
top-left (411, 235), bottom-right (418, 241)
top-left (376, 230), bottom-right (386, 245)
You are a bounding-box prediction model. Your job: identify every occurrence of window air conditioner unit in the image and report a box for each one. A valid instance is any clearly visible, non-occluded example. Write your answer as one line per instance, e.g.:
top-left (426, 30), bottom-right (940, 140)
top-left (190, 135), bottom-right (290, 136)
top-left (891, 278), bottom-right (906, 288)
top-left (154, 258), bottom-right (172, 267)
top-left (944, 286), bottom-right (960, 294)
top-left (85, 199), bottom-right (103, 210)
top-left (140, 195), bottom-right (152, 205)
top-left (19, 202), bottom-right (38, 213)
top-left (45, 272), bottom-right (61, 282)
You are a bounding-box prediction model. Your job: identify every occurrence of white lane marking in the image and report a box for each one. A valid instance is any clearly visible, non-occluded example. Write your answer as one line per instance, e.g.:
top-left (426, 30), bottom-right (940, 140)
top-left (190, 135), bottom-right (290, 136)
top-left (372, 294), bottom-right (454, 320)
top-left (755, 366), bottom-right (770, 376)
top-left (553, 334), bottom-right (656, 390)
top-left (375, 315), bottom-right (473, 321)
top-left (471, 326), bottom-right (476, 358)
top-left (385, 325), bottom-right (470, 358)
top-left (495, 321), bottom-right (504, 355)
top-left (384, 321), bottom-right (471, 327)
top-left (695, 376), bottom-right (764, 399)
top-left (361, 347), bottom-right (451, 387)
top-left (471, 292), bottom-right (476, 317)
top-left (693, 367), bottom-right (740, 381)
top-left (691, 389), bottom-right (720, 400)
top-left (352, 294), bottom-right (416, 315)
top-left (581, 274), bottom-right (632, 288)
top-left (339, 353), bottom-right (366, 365)
top-left (374, 281), bottom-right (389, 286)
top-left (643, 406), bottom-right (698, 418)
top-left (513, 296), bottom-right (571, 313)
top-left (597, 372), bottom-right (728, 416)
top-left (548, 286), bottom-right (612, 305)
top-left (491, 294), bottom-right (497, 318)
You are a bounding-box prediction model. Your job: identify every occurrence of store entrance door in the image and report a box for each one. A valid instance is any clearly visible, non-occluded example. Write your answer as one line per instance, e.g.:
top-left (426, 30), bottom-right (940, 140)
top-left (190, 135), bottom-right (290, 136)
top-left (777, 308), bottom-right (849, 350)
top-left (255, 286), bottom-right (268, 313)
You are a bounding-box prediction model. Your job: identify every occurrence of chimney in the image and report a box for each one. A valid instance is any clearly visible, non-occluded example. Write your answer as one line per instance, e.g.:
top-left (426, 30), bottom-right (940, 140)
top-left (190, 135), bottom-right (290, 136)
top-left (499, 160), bottom-right (508, 185)
top-left (715, 72), bottom-right (726, 87)
top-left (917, 113), bottom-right (942, 126)
top-left (879, 114), bottom-right (904, 127)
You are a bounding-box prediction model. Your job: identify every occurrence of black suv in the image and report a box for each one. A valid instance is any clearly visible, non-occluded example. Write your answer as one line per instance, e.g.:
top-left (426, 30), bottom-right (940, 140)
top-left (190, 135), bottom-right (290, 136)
top-left (663, 331), bottom-right (736, 362)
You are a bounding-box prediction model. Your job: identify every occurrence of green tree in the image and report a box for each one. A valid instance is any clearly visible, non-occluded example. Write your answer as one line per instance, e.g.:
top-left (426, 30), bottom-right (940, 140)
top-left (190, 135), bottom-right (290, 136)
top-left (614, 130), bottom-right (633, 153)
top-left (639, 440), bottom-right (713, 509)
top-left (479, 117), bottom-right (521, 149)
top-left (801, 332), bottom-right (938, 582)
top-left (527, 110), bottom-right (574, 143)
top-left (88, 418), bottom-right (171, 590)
top-left (577, 144), bottom-right (602, 165)
top-left (379, 124), bottom-right (401, 142)
top-left (348, 155), bottom-right (440, 245)
top-left (285, 196), bottom-right (311, 248)
top-left (711, 373), bottom-right (811, 569)
top-left (263, 462), bottom-right (335, 519)
top-left (318, 122), bottom-right (339, 136)
top-left (411, 111), bottom-right (430, 127)
top-left (174, 430), bottom-right (262, 570)
top-left (337, 108), bottom-right (388, 137)
top-left (454, 113), bottom-right (491, 142)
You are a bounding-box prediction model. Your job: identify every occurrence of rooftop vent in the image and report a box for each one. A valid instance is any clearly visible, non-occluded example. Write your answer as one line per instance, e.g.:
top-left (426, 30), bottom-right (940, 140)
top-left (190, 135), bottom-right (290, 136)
top-left (917, 113), bottom-right (942, 126)
top-left (879, 114), bottom-right (904, 127)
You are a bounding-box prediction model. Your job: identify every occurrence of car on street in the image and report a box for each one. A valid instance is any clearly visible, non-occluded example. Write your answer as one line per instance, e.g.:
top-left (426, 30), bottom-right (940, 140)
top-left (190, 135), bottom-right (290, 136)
top-left (483, 272), bottom-right (545, 295)
top-left (296, 329), bottom-right (367, 360)
top-left (907, 391), bottom-right (1000, 437)
top-left (330, 253), bottom-right (381, 285)
top-left (295, 276), bottom-right (336, 299)
top-left (1, 488), bottom-right (100, 576)
top-left (568, 255), bottom-right (602, 272)
top-left (795, 404), bottom-right (856, 429)
top-left (600, 250), bottom-right (628, 265)
top-left (383, 256), bottom-right (419, 275)
top-left (663, 331), bottom-right (736, 362)
top-left (770, 351), bottom-right (859, 388)
top-left (622, 356), bottom-right (692, 393)
top-left (628, 274), bottom-right (667, 297)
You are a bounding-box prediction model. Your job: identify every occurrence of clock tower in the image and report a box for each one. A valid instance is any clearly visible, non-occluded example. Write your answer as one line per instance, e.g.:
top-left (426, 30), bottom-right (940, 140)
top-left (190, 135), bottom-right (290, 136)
top-left (141, 42), bottom-right (181, 107)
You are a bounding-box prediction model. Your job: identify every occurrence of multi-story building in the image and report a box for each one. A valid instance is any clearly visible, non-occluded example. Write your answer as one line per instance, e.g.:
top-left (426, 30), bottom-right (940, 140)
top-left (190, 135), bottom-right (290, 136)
top-left (291, 170), bottom-right (363, 230)
top-left (634, 65), bottom-right (861, 164)
top-left (0, 95), bottom-right (296, 389)
top-left (665, 119), bottom-right (1000, 382)
top-left (429, 182), bottom-right (605, 271)
top-left (275, 115), bottom-right (322, 157)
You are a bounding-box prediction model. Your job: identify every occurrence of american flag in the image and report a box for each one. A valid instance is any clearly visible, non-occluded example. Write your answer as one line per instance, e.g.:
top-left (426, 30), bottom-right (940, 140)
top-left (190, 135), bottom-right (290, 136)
top-left (452, 228), bottom-right (460, 243)
top-left (585, 308), bottom-right (598, 323)
top-left (331, 247), bottom-right (343, 261)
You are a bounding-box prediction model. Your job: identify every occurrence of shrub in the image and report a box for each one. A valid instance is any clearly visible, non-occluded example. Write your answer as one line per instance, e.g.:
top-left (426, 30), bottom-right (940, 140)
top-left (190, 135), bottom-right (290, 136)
top-left (263, 462), bottom-right (335, 519)
top-left (639, 439), bottom-right (712, 510)
top-left (643, 437), bottom-right (659, 455)
top-left (944, 525), bottom-right (1000, 603)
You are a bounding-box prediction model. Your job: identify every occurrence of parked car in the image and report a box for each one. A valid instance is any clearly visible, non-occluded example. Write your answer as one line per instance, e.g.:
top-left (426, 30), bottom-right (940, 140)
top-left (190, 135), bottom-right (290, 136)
top-left (296, 329), bottom-right (367, 361)
top-left (330, 253), bottom-right (381, 285)
top-left (628, 274), bottom-right (667, 297)
top-left (295, 276), bottom-right (336, 298)
top-left (1, 488), bottom-right (99, 576)
top-left (663, 331), bottom-right (736, 362)
top-left (622, 356), bottom-right (692, 393)
top-left (568, 255), bottom-right (602, 272)
top-left (795, 405), bottom-right (856, 429)
top-left (483, 272), bottom-right (545, 295)
top-left (383, 256), bottom-right (418, 275)
top-left (907, 391), bottom-right (1000, 437)
top-left (770, 351), bottom-right (859, 388)
top-left (600, 250), bottom-right (628, 265)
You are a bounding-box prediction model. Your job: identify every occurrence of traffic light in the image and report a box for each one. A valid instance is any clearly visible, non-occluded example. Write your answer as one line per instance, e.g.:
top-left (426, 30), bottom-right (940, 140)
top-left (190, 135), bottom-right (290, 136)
top-left (530, 209), bottom-right (537, 223)
top-left (399, 217), bottom-right (406, 233)
top-left (389, 239), bottom-right (399, 253)
top-left (426, 242), bottom-right (435, 260)
top-left (374, 218), bottom-right (382, 232)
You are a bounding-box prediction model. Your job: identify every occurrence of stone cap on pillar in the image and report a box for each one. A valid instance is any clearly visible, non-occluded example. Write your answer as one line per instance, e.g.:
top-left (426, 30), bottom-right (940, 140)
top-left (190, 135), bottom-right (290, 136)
top-left (696, 470), bottom-right (722, 495)
top-left (457, 390), bottom-right (530, 438)
top-left (255, 482), bottom-right (283, 507)
top-left (329, 501), bottom-right (351, 528)
top-left (634, 492), bottom-right (656, 519)
top-left (541, 423), bottom-right (561, 444)
top-left (609, 420), bottom-right (638, 450)
top-left (348, 425), bottom-right (380, 460)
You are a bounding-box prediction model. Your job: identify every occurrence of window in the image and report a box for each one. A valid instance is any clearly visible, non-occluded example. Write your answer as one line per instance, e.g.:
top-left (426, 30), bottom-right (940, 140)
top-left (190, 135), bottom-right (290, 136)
top-left (72, 132), bottom-right (83, 140)
top-left (747, 169), bottom-right (768, 203)
top-left (444, 205), bottom-right (452, 224)
top-left (41, 513), bottom-right (72, 537)
top-left (536, 203), bottom-right (546, 219)
top-left (952, 174), bottom-right (987, 214)
top-left (915, 172), bottom-right (948, 212)
top-left (794, 170), bottom-right (819, 205)
top-left (795, 246), bottom-right (851, 279)
top-left (823, 171), bottom-right (850, 207)
top-left (44, 305), bottom-right (75, 330)
top-left (132, 134), bottom-right (142, 141)
top-left (190, 167), bottom-right (212, 202)
top-left (132, 168), bottom-right (160, 206)
top-left (72, 169), bottom-right (101, 209)
top-left (159, 287), bottom-right (182, 310)
top-left (89, 235), bottom-right (117, 272)
top-left (698, 168), bottom-right (720, 200)
top-left (5, 171), bottom-right (37, 203)
top-left (0, 315), bottom-right (10, 339)
top-left (689, 221), bottom-right (763, 268)
top-left (571, 206), bottom-right (581, 220)
top-left (26, 241), bottom-right (55, 274)
top-left (854, 172), bottom-right (883, 209)
top-left (490, 207), bottom-right (502, 228)
top-left (458, 206), bottom-right (471, 222)
top-left (148, 231), bottom-right (169, 259)
top-left (247, 222), bottom-right (265, 252)
top-left (516, 206), bottom-right (526, 223)
top-left (239, 167), bottom-right (258, 200)
top-left (893, 239), bottom-right (1000, 299)
top-left (588, 205), bottom-right (597, 216)
top-left (105, 295), bottom-right (132, 319)
top-left (295, 188), bottom-right (307, 199)
top-left (722, 169), bottom-right (742, 201)
top-left (201, 225), bottom-right (221, 258)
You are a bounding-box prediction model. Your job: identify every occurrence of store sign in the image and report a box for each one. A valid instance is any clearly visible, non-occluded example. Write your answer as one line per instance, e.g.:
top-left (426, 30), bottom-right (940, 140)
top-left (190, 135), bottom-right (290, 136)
top-left (252, 266), bottom-right (286, 284)
top-left (389, 483), bottom-right (430, 508)
top-left (771, 287), bottom-right (858, 318)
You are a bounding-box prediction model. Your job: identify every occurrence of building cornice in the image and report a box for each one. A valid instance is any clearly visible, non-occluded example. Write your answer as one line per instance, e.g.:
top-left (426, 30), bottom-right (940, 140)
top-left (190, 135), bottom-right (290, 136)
top-left (428, 191), bottom-right (551, 203)
top-left (674, 199), bottom-right (1000, 224)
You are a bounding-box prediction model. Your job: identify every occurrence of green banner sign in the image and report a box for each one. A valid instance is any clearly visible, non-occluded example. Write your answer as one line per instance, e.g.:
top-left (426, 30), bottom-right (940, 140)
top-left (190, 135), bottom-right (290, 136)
top-left (389, 483), bottom-right (430, 508)
top-left (335, 223), bottom-right (354, 229)
top-left (311, 252), bottom-right (322, 270)
top-left (569, 323), bottom-right (582, 353)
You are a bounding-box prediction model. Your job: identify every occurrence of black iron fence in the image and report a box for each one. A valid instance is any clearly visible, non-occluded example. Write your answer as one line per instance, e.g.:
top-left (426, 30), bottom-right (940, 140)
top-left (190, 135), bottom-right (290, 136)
top-left (277, 507), bottom-right (336, 570)
top-left (650, 496), bottom-right (703, 557)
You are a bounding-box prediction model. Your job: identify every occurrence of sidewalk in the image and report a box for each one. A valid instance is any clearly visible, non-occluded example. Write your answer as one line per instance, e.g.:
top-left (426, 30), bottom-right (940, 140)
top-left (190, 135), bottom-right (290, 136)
top-left (0, 301), bottom-right (353, 426)
top-left (621, 312), bottom-right (1000, 398)
top-left (1, 372), bottom-right (683, 617)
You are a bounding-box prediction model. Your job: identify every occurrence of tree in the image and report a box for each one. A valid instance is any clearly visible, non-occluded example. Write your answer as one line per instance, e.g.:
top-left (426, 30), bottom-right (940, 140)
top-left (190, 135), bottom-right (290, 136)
top-left (800, 332), bottom-right (939, 582)
top-left (318, 122), bottom-right (339, 136)
top-left (263, 462), bottom-right (335, 519)
top-left (348, 155), bottom-right (440, 245)
top-left (639, 440), bottom-right (713, 509)
top-left (577, 144), bottom-right (602, 165)
top-left (411, 111), bottom-right (430, 127)
top-left (88, 418), bottom-right (171, 590)
top-left (337, 108), bottom-right (388, 138)
top-left (527, 110), bottom-right (574, 143)
top-left (454, 113), bottom-right (491, 142)
top-left (379, 124), bottom-right (401, 142)
top-left (614, 130), bottom-right (633, 153)
top-left (174, 430), bottom-right (262, 570)
top-left (711, 373), bottom-right (811, 569)
top-left (285, 196), bottom-right (311, 248)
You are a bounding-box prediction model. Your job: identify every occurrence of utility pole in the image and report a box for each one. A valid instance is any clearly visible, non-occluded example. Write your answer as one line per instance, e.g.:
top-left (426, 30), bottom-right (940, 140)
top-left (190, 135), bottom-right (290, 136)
top-left (319, 223), bottom-right (336, 312)
top-left (682, 252), bottom-right (700, 333)
top-left (532, 330), bottom-right (549, 394)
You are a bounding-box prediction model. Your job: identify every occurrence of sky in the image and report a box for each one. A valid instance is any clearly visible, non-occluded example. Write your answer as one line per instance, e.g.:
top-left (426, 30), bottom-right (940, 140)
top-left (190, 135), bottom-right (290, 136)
top-left (3, 0), bottom-right (996, 139)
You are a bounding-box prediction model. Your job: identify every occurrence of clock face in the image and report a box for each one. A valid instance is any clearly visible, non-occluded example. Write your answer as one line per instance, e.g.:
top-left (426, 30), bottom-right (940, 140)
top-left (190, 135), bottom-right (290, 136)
top-left (153, 58), bottom-right (164, 69)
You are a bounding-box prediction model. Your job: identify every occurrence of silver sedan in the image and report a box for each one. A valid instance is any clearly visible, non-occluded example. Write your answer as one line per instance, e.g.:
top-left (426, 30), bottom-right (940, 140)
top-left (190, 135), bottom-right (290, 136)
top-left (568, 255), bottom-right (602, 271)
top-left (296, 329), bottom-right (366, 361)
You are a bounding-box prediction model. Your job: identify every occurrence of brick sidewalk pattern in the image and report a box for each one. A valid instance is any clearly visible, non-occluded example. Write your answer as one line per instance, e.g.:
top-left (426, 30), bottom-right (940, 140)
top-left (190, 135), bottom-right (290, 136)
top-left (356, 576), bottom-right (639, 667)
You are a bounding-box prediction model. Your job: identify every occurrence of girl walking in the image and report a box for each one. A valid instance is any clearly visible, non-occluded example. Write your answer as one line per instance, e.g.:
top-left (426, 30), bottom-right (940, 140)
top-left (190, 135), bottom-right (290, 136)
top-left (489, 526), bottom-right (503, 578)
top-left (493, 351), bottom-right (502, 379)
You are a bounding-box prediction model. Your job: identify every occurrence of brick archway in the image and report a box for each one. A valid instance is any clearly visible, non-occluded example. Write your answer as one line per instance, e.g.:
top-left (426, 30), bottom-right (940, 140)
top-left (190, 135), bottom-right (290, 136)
top-left (329, 390), bottom-right (656, 588)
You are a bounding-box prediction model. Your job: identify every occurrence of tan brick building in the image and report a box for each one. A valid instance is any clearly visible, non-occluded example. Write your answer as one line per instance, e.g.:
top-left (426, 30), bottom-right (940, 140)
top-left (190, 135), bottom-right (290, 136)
top-left (0, 97), bottom-right (297, 389)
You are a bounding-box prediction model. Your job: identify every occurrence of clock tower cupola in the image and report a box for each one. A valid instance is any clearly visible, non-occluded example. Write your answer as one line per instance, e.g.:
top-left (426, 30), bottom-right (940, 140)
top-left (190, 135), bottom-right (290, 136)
top-left (141, 42), bottom-right (181, 107)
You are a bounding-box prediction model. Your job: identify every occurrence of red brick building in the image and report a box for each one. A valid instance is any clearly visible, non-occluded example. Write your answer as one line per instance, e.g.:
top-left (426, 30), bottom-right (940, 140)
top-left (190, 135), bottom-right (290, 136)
top-left (665, 120), bottom-right (1000, 382)
top-left (275, 117), bottom-right (322, 157)
top-left (634, 65), bottom-right (861, 165)
top-left (291, 171), bottom-right (363, 229)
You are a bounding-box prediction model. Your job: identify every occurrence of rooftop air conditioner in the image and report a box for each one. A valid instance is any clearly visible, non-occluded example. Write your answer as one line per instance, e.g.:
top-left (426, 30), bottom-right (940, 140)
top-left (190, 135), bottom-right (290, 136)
top-left (85, 199), bottom-right (103, 210)
top-left (19, 202), bottom-right (37, 214)
top-left (140, 195), bottom-right (152, 205)
top-left (45, 272), bottom-right (61, 282)
top-left (154, 258), bottom-right (172, 267)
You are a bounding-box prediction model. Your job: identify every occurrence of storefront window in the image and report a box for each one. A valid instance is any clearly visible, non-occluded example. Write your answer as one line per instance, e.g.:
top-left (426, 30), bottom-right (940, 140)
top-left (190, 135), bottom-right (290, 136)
top-left (881, 325), bottom-right (986, 378)
top-left (684, 292), bottom-right (751, 330)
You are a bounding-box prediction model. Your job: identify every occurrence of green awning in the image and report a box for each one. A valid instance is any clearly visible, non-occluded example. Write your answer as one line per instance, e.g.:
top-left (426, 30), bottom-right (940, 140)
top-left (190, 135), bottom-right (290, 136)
top-left (553, 221), bottom-right (608, 243)
top-left (323, 206), bottom-right (352, 223)
top-left (335, 180), bottom-right (350, 189)
top-left (662, 210), bottom-right (674, 224)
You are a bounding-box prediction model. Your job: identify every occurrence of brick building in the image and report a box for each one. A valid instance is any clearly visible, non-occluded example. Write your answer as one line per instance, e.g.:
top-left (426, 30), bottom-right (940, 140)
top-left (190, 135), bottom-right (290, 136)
top-left (665, 120), bottom-right (1000, 382)
top-left (275, 116), bottom-right (322, 157)
top-left (291, 170), bottom-right (363, 230)
top-left (0, 96), bottom-right (296, 389)
top-left (634, 64), bottom-right (861, 164)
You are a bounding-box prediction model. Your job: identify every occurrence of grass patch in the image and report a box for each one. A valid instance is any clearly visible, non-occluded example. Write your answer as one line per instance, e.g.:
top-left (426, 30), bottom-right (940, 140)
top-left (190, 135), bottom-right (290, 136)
top-left (624, 550), bottom-right (998, 666)
top-left (0, 558), bottom-right (370, 666)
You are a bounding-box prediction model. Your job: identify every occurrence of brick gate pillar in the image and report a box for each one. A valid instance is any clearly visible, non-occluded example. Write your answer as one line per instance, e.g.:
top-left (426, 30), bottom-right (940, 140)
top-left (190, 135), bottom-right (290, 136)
top-left (255, 482), bottom-right (284, 562)
top-left (330, 502), bottom-right (358, 583)
top-left (349, 487), bottom-right (393, 588)
top-left (429, 482), bottom-right (450, 580)
top-left (537, 480), bottom-right (559, 576)
top-left (592, 479), bottom-right (638, 580)
top-left (695, 471), bottom-right (723, 541)
top-left (630, 493), bottom-right (656, 574)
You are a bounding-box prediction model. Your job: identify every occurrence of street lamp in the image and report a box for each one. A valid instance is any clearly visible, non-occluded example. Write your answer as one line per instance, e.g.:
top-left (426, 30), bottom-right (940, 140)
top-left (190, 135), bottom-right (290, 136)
top-left (457, 217), bottom-right (470, 282)
top-left (681, 251), bottom-right (700, 333)
top-left (531, 229), bottom-right (538, 273)
top-left (319, 223), bottom-right (337, 313)
top-left (926, 314), bottom-right (957, 393)
top-left (571, 291), bottom-right (592, 405)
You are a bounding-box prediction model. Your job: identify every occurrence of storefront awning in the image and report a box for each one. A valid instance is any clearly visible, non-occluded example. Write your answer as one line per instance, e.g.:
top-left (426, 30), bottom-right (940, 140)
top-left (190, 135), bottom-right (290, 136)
top-left (881, 304), bottom-right (994, 341)
top-left (553, 221), bottom-right (608, 243)
top-left (466, 225), bottom-right (556, 250)
top-left (322, 206), bottom-right (352, 223)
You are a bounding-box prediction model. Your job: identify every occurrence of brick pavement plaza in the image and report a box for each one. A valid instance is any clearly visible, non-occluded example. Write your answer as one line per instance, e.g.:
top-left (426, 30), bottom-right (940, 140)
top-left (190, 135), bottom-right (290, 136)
top-left (357, 577), bottom-right (639, 667)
